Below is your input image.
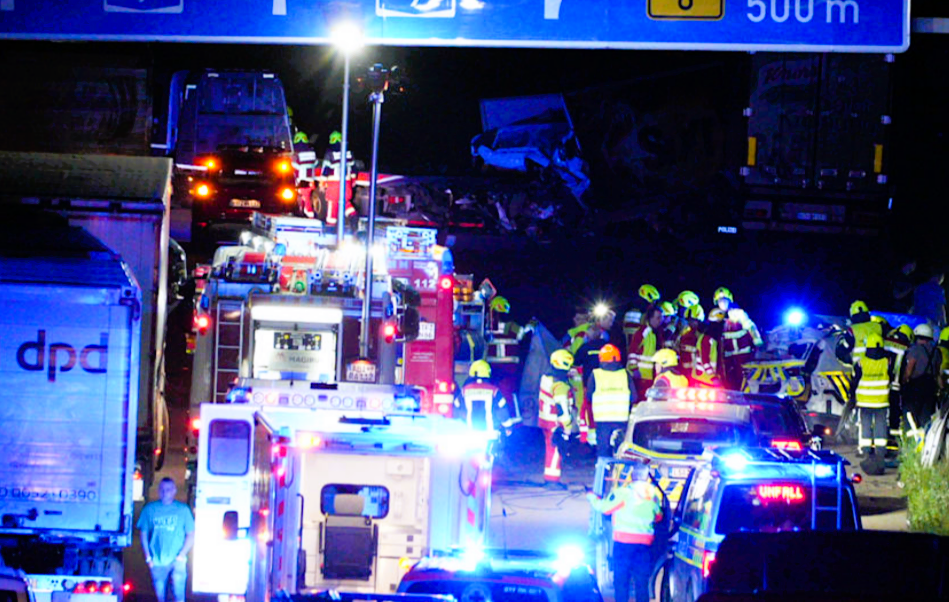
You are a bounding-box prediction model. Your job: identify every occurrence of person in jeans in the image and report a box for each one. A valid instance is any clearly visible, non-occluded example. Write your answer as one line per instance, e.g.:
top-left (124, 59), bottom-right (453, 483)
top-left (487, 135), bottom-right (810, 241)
top-left (138, 478), bottom-right (195, 602)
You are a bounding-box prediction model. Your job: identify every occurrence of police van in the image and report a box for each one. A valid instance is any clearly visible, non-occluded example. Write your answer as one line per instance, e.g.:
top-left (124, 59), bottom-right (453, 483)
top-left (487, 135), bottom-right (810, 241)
top-left (664, 447), bottom-right (861, 602)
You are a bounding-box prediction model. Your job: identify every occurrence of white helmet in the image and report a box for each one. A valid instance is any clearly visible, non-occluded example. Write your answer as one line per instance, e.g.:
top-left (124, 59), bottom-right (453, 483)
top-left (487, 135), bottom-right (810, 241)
top-left (914, 323), bottom-right (934, 339)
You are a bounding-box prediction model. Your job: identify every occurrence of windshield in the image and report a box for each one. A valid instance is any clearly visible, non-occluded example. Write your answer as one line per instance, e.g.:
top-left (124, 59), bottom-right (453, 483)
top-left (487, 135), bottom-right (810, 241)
top-left (748, 403), bottom-right (806, 439)
top-left (632, 419), bottom-right (746, 455)
top-left (715, 484), bottom-right (857, 535)
top-left (199, 75), bottom-right (287, 115)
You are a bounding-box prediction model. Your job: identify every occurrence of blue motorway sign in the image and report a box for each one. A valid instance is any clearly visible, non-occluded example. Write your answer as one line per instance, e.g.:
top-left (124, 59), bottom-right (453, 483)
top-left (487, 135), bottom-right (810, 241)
top-left (0, 0), bottom-right (909, 52)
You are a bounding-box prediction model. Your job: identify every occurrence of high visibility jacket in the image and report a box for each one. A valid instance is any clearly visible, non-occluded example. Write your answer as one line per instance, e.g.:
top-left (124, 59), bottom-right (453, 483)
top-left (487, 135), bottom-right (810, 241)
top-left (939, 345), bottom-right (949, 383)
top-left (629, 326), bottom-right (658, 381)
top-left (591, 368), bottom-right (632, 423)
top-left (855, 354), bottom-right (892, 409)
top-left (850, 321), bottom-right (883, 365)
top-left (539, 374), bottom-right (572, 428)
top-left (455, 378), bottom-right (512, 432)
top-left (654, 371), bottom-right (689, 388)
top-left (677, 327), bottom-right (699, 373)
top-left (883, 334), bottom-right (908, 391)
top-left (722, 320), bottom-right (754, 358)
top-left (589, 481), bottom-right (662, 545)
top-left (567, 323), bottom-right (593, 356)
top-left (691, 333), bottom-right (721, 387)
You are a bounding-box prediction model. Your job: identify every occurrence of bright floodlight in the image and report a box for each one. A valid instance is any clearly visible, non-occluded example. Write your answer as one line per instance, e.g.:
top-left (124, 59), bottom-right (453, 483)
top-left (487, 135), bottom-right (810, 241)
top-left (721, 451), bottom-right (748, 472)
top-left (555, 544), bottom-right (585, 571)
top-left (784, 308), bottom-right (806, 327)
top-left (593, 303), bottom-right (610, 318)
top-left (330, 22), bottom-right (365, 54)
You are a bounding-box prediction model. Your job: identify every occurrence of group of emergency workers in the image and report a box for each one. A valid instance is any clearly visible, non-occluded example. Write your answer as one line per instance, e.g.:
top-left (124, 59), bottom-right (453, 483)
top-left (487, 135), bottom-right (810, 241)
top-left (839, 300), bottom-right (949, 473)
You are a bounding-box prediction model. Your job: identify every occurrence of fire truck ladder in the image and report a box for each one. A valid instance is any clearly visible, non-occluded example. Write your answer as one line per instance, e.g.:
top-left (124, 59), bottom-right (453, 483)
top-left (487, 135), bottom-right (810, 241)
top-left (213, 299), bottom-right (245, 403)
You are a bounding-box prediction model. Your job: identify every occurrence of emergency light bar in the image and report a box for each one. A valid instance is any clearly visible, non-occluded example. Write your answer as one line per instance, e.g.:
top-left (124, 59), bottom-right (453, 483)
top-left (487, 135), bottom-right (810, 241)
top-left (646, 387), bottom-right (789, 405)
top-left (709, 447), bottom-right (849, 479)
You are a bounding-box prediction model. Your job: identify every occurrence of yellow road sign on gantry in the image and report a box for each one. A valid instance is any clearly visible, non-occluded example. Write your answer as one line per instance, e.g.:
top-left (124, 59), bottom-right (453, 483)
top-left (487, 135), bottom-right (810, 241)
top-left (648, 0), bottom-right (724, 20)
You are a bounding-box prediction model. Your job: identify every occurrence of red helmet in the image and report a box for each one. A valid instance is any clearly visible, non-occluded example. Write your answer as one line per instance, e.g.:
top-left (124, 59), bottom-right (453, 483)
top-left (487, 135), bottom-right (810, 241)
top-left (598, 344), bottom-right (622, 364)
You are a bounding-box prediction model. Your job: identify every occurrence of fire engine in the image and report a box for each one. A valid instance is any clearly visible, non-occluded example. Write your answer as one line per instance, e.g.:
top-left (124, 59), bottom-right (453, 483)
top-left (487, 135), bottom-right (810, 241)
top-left (188, 212), bottom-right (458, 416)
top-left (191, 381), bottom-right (493, 601)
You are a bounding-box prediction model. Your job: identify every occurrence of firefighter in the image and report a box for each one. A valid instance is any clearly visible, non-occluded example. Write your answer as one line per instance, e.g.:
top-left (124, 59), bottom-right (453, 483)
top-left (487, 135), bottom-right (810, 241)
top-left (652, 349), bottom-right (689, 388)
top-left (486, 296), bottom-right (530, 364)
top-left (938, 326), bottom-right (949, 392)
top-left (587, 344), bottom-right (637, 458)
top-left (587, 463), bottom-right (663, 602)
top-left (628, 306), bottom-right (663, 399)
top-left (714, 286), bottom-right (734, 311)
top-left (721, 306), bottom-right (756, 391)
top-left (883, 324), bottom-right (913, 453)
top-left (676, 304), bottom-right (704, 376)
top-left (691, 322), bottom-right (723, 388)
top-left (454, 360), bottom-right (513, 435)
top-left (538, 350), bottom-right (575, 485)
top-left (566, 307), bottom-right (593, 356)
top-left (575, 326), bottom-right (611, 446)
top-left (659, 301), bottom-right (678, 348)
top-left (845, 300), bottom-right (884, 367)
top-left (854, 332), bottom-right (894, 475)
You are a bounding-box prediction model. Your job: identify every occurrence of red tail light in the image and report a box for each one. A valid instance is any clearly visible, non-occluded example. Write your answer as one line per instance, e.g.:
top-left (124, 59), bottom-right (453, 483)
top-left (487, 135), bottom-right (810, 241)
top-left (772, 439), bottom-right (803, 452)
top-left (191, 418), bottom-right (201, 432)
top-left (99, 582), bottom-right (113, 595)
top-left (439, 276), bottom-right (453, 290)
top-left (122, 583), bottom-right (132, 594)
top-left (702, 551), bottom-right (716, 578)
top-left (436, 403), bottom-right (451, 416)
top-left (384, 323), bottom-right (397, 343)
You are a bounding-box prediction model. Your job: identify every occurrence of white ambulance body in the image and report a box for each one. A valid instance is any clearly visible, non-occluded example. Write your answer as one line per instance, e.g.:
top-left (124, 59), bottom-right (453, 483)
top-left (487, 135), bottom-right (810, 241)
top-left (192, 382), bottom-right (491, 602)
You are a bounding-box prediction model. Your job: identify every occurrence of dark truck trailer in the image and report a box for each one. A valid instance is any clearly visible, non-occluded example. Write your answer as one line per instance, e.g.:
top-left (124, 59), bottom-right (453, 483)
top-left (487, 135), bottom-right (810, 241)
top-left (742, 53), bottom-right (893, 236)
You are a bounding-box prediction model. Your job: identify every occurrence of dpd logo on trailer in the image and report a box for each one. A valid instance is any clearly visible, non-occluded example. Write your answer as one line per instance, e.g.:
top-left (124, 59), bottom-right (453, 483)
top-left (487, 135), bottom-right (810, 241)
top-left (16, 330), bottom-right (108, 382)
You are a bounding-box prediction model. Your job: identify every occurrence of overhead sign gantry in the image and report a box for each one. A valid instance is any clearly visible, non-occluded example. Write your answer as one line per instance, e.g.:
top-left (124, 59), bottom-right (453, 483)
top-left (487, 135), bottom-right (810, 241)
top-left (0, 0), bottom-right (909, 52)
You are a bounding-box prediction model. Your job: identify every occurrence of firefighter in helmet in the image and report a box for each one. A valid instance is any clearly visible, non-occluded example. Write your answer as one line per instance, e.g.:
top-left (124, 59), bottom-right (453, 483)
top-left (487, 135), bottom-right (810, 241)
top-left (538, 350), bottom-right (575, 485)
top-left (652, 349), bottom-right (689, 389)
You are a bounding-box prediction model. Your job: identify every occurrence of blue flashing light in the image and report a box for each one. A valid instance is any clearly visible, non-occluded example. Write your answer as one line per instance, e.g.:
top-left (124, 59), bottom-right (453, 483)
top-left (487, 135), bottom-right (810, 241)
top-left (460, 544), bottom-right (485, 567)
top-left (441, 248), bottom-right (455, 275)
top-left (721, 451), bottom-right (749, 472)
top-left (273, 243), bottom-right (287, 257)
top-left (226, 387), bottom-right (251, 404)
top-left (784, 308), bottom-right (807, 327)
top-left (813, 464), bottom-right (835, 478)
top-left (555, 544), bottom-right (585, 572)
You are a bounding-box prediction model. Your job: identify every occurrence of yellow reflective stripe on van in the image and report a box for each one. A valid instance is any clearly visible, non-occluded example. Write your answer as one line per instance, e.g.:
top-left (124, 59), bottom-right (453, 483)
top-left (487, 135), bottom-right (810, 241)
top-left (628, 443), bottom-right (690, 461)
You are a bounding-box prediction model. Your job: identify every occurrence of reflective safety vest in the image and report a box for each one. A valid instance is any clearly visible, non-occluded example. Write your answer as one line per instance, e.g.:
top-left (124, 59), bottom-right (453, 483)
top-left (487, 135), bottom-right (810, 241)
top-left (855, 355), bottom-right (892, 409)
top-left (850, 321), bottom-right (883, 365)
top-left (457, 380), bottom-right (511, 432)
top-left (629, 326), bottom-right (658, 381)
top-left (654, 371), bottom-right (689, 388)
top-left (591, 368), bottom-right (632, 423)
top-left (691, 333), bottom-right (720, 387)
top-left (677, 327), bottom-right (699, 373)
top-left (722, 320), bottom-right (754, 358)
top-left (538, 374), bottom-right (571, 428)
top-left (589, 481), bottom-right (662, 545)
top-left (883, 336), bottom-right (908, 391)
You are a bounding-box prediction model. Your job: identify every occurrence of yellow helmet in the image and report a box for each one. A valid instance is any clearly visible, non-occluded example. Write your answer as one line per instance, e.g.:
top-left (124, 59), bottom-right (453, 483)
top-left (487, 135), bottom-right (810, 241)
top-left (867, 332), bottom-right (884, 349)
top-left (469, 360), bottom-right (492, 378)
top-left (940, 327), bottom-right (949, 343)
top-left (849, 300), bottom-right (869, 316)
top-left (677, 290), bottom-right (700, 308)
top-left (550, 349), bottom-right (574, 371)
top-left (638, 284), bottom-right (660, 304)
top-left (713, 287), bottom-right (733, 304)
top-left (653, 348), bottom-right (679, 369)
top-left (685, 304), bottom-right (705, 322)
top-left (898, 324), bottom-right (914, 341)
top-left (708, 308), bottom-right (726, 322)
top-left (490, 296), bottom-right (510, 313)
top-left (659, 301), bottom-right (676, 317)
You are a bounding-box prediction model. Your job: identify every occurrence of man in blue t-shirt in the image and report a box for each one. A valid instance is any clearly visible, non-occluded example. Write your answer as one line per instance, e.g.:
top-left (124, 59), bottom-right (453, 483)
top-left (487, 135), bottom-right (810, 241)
top-left (137, 478), bottom-right (195, 602)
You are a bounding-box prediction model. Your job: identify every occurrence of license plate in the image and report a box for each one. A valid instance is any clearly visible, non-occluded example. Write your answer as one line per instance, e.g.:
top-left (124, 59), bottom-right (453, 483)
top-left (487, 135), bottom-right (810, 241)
top-left (670, 467), bottom-right (691, 479)
top-left (418, 322), bottom-right (435, 341)
top-left (230, 199), bottom-right (261, 208)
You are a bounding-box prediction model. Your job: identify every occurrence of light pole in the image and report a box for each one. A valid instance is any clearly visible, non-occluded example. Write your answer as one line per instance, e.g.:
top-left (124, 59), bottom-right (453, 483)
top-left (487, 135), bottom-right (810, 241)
top-left (329, 23), bottom-right (363, 382)
top-left (358, 64), bottom-right (390, 359)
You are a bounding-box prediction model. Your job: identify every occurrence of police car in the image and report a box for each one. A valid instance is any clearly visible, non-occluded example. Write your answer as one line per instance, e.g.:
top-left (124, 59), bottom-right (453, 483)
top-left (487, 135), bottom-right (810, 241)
top-left (664, 447), bottom-right (861, 602)
top-left (397, 547), bottom-right (603, 602)
top-left (616, 387), bottom-right (817, 507)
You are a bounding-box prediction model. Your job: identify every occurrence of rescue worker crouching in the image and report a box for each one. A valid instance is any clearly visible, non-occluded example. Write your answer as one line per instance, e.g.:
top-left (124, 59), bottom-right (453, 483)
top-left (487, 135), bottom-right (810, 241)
top-left (538, 350), bottom-right (575, 485)
top-left (587, 463), bottom-right (663, 602)
top-left (454, 360), bottom-right (513, 457)
top-left (854, 333), bottom-right (893, 475)
top-left (652, 349), bottom-right (689, 389)
top-left (587, 344), bottom-right (637, 458)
